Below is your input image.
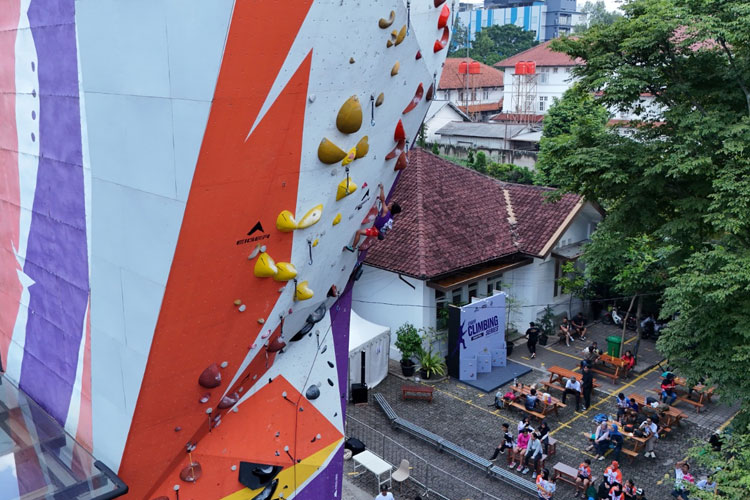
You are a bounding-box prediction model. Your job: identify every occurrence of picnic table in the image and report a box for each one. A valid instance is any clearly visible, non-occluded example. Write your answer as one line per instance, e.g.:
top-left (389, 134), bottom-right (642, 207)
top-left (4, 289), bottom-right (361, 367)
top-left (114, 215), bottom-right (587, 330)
top-left (509, 383), bottom-right (566, 419)
top-left (669, 376), bottom-right (715, 412)
top-left (542, 366), bottom-right (600, 394)
top-left (595, 421), bottom-right (649, 462)
top-left (629, 393), bottom-right (687, 428)
top-left (590, 353), bottom-right (626, 384)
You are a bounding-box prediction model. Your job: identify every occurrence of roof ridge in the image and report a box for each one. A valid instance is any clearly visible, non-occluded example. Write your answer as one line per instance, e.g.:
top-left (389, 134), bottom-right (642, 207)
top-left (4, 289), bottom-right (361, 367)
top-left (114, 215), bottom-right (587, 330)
top-left (495, 40), bottom-right (552, 67)
top-left (413, 151), bottom-right (428, 278)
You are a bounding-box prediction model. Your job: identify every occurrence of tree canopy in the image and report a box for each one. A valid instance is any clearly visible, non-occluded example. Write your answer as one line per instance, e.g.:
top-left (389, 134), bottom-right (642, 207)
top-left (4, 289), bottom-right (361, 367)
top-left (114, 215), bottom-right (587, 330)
top-left (575, 1), bottom-right (622, 32)
top-left (448, 22), bottom-right (539, 65)
top-left (539, 0), bottom-right (750, 444)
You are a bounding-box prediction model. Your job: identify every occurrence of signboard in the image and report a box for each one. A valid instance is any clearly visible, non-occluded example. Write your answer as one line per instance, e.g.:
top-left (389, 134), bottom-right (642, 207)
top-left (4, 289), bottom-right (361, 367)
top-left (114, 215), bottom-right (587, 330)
top-left (449, 293), bottom-right (506, 381)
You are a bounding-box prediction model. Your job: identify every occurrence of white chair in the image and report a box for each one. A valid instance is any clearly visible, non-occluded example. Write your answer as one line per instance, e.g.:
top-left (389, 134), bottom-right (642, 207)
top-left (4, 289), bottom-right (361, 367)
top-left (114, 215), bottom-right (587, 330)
top-left (391, 459), bottom-right (410, 489)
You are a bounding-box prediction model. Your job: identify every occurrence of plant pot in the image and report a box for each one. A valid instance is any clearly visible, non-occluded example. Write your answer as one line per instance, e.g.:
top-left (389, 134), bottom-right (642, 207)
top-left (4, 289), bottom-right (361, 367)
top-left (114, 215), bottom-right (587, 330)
top-left (400, 359), bottom-right (416, 377)
top-left (539, 334), bottom-right (549, 346)
top-left (419, 368), bottom-right (431, 380)
top-left (506, 342), bottom-right (514, 356)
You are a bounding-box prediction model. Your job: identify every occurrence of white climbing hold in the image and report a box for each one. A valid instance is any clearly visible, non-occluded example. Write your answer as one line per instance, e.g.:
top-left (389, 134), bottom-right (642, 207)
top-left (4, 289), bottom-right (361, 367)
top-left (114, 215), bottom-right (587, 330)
top-left (220, 361), bottom-right (228, 368)
top-left (206, 408), bottom-right (213, 414)
top-left (232, 407), bottom-right (239, 413)
top-left (239, 304), bottom-right (246, 312)
top-left (308, 94), bottom-right (316, 102)
top-left (231, 465), bottom-right (237, 471)
top-left (248, 244), bottom-right (261, 260)
top-left (260, 245), bottom-right (267, 252)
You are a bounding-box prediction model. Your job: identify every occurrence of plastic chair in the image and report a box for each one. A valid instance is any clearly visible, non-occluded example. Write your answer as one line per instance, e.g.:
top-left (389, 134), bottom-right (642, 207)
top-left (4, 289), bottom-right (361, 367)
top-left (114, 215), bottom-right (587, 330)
top-left (391, 459), bottom-right (410, 488)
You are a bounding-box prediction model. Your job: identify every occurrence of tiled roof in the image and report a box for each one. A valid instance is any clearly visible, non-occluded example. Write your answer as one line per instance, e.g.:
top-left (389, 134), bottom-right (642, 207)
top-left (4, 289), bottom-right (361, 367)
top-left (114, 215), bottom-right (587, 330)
top-left (364, 148), bottom-right (583, 279)
top-left (435, 121), bottom-right (528, 139)
top-left (440, 58), bottom-right (504, 89)
top-left (465, 100), bottom-right (503, 113)
top-left (494, 40), bottom-right (583, 68)
top-left (489, 112), bottom-right (545, 123)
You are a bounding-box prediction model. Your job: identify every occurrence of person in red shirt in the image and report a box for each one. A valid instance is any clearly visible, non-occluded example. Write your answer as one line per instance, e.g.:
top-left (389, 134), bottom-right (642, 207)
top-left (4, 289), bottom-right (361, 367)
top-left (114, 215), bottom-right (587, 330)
top-left (621, 350), bottom-right (635, 378)
top-left (609, 482), bottom-right (625, 500)
top-left (623, 479), bottom-right (637, 500)
top-left (605, 461), bottom-right (623, 486)
top-left (574, 459), bottom-right (592, 498)
top-left (661, 374), bottom-right (678, 405)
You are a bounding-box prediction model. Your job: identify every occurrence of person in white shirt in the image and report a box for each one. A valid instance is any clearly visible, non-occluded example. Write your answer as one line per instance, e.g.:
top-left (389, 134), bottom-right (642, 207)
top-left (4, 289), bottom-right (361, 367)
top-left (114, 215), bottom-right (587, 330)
top-left (639, 417), bottom-right (658, 458)
top-left (672, 460), bottom-right (694, 499)
top-left (562, 376), bottom-right (582, 411)
top-left (536, 468), bottom-right (556, 500)
top-left (375, 484), bottom-right (395, 500)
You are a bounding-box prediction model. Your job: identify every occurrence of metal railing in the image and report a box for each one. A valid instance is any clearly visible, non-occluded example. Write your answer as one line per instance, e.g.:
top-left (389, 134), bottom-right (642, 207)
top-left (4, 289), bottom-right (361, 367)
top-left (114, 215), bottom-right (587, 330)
top-left (346, 415), bottom-right (508, 500)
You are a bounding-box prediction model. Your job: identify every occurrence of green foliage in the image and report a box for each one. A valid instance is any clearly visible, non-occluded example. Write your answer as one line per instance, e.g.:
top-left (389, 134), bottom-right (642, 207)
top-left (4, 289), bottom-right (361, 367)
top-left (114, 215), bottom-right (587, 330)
top-left (538, 305), bottom-right (556, 339)
top-left (418, 348), bottom-right (447, 378)
top-left (470, 31), bottom-right (501, 66)
top-left (451, 23), bottom-right (539, 65)
top-left (447, 19), bottom-right (469, 57)
top-left (486, 161), bottom-right (536, 185)
top-left (538, 0), bottom-right (750, 452)
top-left (431, 142), bottom-right (440, 155)
top-left (484, 24), bottom-right (539, 60)
top-left (394, 322), bottom-right (422, 361)
top-left (687, 431), bottom-right (750, 498)
top-left (473, 151), bottom-right (488, 173)
top-left (575, 1), bottom-right (622, 33)
top-left (466, 150), bottom-right (474, 165)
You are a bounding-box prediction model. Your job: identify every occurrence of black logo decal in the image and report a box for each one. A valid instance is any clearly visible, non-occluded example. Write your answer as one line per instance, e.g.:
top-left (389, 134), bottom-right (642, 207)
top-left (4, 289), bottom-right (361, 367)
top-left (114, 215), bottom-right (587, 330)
top-left (247, 221), bottom-right (264, 236)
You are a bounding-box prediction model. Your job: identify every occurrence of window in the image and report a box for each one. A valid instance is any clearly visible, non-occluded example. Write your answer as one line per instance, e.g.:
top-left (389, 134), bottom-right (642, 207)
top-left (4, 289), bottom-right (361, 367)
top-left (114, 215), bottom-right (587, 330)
top-left (565, 68), bottom-right (571, 74)
top-left (468, 283), bottom-right (478, 300)
top-left (435, 290), bottom-right (448, 329)
top-left (459, 91), bottom-right (465, 101)
top-left (539, 96), bottom-right (548, 111)
top-left (452, 288), bottom-right (463, 305)
top-left (552, 67), bottom-right (559, 74)
top-left (483, 89), bottom-right (490, 100)
top-left (486, 276), bottom-right (503, 296)
top-left (471, 90), bottom-right (477, 101)
top-left (446, 90), bottom-right (451, 100)
top-left (539, 73), bottom-right (548, 84)
top-left (554, 259), bottom-right (561, 297)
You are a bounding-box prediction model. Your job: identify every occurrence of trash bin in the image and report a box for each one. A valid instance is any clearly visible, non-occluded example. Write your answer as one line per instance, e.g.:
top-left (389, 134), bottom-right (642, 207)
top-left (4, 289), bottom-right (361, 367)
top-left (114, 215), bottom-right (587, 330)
top-left (606, 336), bottom-right (622, 357)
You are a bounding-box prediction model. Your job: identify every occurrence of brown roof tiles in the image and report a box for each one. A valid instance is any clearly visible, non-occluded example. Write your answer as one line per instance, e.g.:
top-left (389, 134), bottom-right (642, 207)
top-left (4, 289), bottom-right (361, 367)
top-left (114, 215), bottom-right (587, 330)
top-left (440, 58), bottom-right (505, 90)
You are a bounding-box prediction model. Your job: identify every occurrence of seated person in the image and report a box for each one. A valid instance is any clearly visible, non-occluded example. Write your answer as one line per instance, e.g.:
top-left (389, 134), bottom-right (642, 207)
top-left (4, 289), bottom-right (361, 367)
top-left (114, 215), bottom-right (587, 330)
top-left (521, 432), bottom-right (544, 474)
top-left (582, 342), bottom-right (602, 367)
top-left (621, 350), bottom-right (636, 378)
top-left (593, 422), bottom-right (611, 460)
top-left (559, 317), bottom-right (575, 346)
top-left (615, 393), bottom-right (630, 423)
top-left (661, 374), bottom-right (678, 405)
top-left (609, 482), bottom-right (625, 500)
top-left (672, 461), bottom-right (694, 500)
top-left (537, 420), bottom-right (552, 454)
top-left (575, 459), bottom-right (593, 495)
top-left (489, 422), bottom-right (515, 461)
top-left (608, 425), bottom-right (624, 462)
top-left (508, 428), bottom-right (530, 469)
top-left (624, 479), bottom-right (637, 500)
top-left (525, 388), bottom-right (539, 411)
top-left (572, 312), bottom-right (588, 340)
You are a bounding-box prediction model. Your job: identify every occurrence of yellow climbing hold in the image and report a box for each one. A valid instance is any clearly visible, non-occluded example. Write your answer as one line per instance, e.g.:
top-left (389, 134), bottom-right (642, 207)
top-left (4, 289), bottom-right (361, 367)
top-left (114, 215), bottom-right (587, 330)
top-left (336, 95), bottom-right (362, 134)
top-left (276, 210), bottom-right (297, 232)
top-left (295, 281), bottom-right (314, 301)
top-left (395, 25), bottom-right (407, 46)
top-left (254, 252), bottom-right (278, 278)
top-left (355, 136), bottom-right (369, 159)
top-left (312, 239), bottom-right (319, 247)
top-left (375, 93), bottom-right (384, 107)
top-left (318, 138), bottom-right (347, 164)
top-left (341, 147), bottom-right (357, 166)
top-left (332, 213), bottom-right (342, 225)
top-left (297, 204), bottom-right (323, 229)
top-left (233, 299), bottom-right (242, 306)
top-left (378, 10), bottom-right (395, 29)
top-left (386, 40), bottom-right (393, 48)
top-left (391, 61), bottom-right (400, 77)
top-left (336, 179), bottom-right (358, 201)
top-left (273, 262), bottom-right (298, 282)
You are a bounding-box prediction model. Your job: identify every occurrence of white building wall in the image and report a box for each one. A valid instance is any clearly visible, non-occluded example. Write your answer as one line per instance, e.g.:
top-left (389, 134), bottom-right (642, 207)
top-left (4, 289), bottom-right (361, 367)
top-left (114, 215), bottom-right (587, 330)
top-left (502, 66), bottom-right (577, 114)
top-left (424, 104), bottom-right (467, 143)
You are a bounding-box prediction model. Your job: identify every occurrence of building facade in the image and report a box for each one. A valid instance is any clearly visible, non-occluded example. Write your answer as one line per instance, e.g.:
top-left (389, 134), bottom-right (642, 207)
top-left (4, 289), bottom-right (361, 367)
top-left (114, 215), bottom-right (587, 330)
top-left (438, 58), bottom-right (505, 121)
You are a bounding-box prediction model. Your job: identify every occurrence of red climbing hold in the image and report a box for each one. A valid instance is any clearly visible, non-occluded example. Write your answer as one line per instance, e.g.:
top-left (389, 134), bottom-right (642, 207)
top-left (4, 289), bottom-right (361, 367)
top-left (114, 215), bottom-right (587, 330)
top-left (402, 83), bottom-right (424, 114)
top-left (438, 5), bottom-right (450, 29)
top-left (434, 0), bottom-right (447, 6)
top-left (179, 462), bottom-right (203, 482)
top-left (433, 27), bottom-right (449, 52)
top-left (198, 363), bottom-right (222, 388)
top-left (218, 392), bottom-right (240, 409)
top-left (426, 83), bottom-right (435, 102)
top-left (415, 50), bottom-right (422, 60)
top-left (394, 120), bottom-right (406, 142)
top-left (394, 152), bottom-right (408, 171)
top-left (327, 285), bottom-right (339, 297)
top-left (385, 139), bottom-right (406, 160)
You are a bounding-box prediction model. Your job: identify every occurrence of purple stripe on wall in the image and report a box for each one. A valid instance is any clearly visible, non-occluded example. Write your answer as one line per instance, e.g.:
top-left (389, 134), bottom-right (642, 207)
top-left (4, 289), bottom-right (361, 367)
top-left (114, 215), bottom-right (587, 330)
top-left (19, 0), bottom-right (89, 425)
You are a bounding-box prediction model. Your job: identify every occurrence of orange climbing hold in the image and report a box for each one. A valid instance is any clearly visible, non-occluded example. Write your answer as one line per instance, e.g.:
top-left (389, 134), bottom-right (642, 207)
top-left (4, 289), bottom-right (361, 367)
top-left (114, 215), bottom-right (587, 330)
top-left (385, 139), bottom-right (406, 160)
top-left (434, 27), bottom-right (449, 52)
top-left (438, 4), bottom-right (450, 29)
top-left (434, 0), bottom-right (447, 6)
top-left (394, 152), bottom-right (408, 171)
top-left (402, 83), bottom-right (424, 114)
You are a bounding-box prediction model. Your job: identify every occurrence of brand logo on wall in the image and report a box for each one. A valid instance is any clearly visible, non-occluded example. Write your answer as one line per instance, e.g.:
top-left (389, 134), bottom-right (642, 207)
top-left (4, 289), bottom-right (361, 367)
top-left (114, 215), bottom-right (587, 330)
top-left (236, 221), bottom-right (270, 245)
top-left (466, 315), bottom-right (499, 341)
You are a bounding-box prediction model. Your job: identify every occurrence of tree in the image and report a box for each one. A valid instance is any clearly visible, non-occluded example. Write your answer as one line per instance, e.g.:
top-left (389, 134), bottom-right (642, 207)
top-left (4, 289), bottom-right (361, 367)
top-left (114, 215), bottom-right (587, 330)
top-left (447, 19), bottom-right (469, 57)
top-left (539, 0), bottom-right (750, 436)
top-left (470, 30), bottom-right (502, 66)
top-left (575, 1), bottom-right (622, 32)
top-left (484, 24), bottom-right (539, 60)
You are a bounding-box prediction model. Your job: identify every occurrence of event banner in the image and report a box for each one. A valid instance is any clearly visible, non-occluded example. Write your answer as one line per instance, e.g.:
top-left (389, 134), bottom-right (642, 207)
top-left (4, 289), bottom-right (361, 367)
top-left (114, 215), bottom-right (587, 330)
top-left (447, 293), bottom-right (506, 380)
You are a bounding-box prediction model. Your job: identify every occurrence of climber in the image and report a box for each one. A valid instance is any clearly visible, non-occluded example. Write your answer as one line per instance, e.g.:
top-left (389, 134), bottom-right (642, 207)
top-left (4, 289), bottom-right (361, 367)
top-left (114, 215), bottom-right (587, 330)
top-left (344, 183), bottom-right (401, 252)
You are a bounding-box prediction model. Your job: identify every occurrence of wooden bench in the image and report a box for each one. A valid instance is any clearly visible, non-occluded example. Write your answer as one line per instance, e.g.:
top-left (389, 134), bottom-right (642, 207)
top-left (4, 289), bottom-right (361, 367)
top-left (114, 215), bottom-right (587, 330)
top-left (547, 437), bottom-right (557, 456)
top-left (590, 353), bottom-right (626, 384)
top-left (620, 448), bottom-right (639, 463)
top-left (402, 385), bottom-right (433, 402)
top-left (553, 462), bottom-right (597, 491)
top-left (508, 400), bottom-right (546, 422)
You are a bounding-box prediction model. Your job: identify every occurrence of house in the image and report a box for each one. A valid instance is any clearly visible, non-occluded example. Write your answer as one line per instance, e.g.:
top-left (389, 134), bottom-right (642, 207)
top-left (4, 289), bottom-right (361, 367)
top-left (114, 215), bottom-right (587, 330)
top-left (352, 148), bottom-right (603, 357)
top-left (433, 121), bottom-right (539, 167)
top-left (438, 58), bottom-right (504, 122)
top-left (422, 101), bottom-right (471, 144)
top-left (456, 0), bottom-right (586, 43)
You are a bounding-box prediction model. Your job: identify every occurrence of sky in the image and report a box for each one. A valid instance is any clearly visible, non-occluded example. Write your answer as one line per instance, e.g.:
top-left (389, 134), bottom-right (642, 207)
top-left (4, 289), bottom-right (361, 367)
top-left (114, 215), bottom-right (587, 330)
top-left (602, 0), bottom-right (623, 12)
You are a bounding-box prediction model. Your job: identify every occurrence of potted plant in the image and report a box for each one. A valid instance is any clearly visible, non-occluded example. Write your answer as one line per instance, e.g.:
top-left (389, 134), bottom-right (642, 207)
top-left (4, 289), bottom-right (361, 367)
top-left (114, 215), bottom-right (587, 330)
top-left (418, 347), bottom-right (447, 380)
top-left (394, 323), bottom-right (421, 377)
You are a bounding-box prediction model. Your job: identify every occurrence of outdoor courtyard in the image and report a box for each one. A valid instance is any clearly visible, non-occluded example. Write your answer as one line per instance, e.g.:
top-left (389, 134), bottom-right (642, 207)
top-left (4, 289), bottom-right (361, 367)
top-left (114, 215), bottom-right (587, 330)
top-left (344, 322), bottom-right (737, 499)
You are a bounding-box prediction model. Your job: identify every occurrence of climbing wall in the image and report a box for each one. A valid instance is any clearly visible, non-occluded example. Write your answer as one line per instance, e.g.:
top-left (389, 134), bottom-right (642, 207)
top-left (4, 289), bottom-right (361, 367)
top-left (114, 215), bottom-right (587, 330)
top-left (0, 0), bottom-right (450, 498)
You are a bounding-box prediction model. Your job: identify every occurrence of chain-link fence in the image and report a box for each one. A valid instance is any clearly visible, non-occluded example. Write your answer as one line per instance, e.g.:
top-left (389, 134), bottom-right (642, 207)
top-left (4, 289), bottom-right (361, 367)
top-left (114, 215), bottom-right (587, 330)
top-left (345, 415), bottom-right (510, 500)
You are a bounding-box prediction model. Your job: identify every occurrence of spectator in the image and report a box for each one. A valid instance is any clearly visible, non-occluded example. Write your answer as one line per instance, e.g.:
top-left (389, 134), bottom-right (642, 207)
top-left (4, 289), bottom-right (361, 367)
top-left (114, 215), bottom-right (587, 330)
top-left (509, 428), bottom-right (530, 469)
top-left (518, 416), bottom-right (531, 434)
top-left (526, 388), bottom-right (539, 411)
top-left (639, 417), bottom-right (658, 458)
top-left (604, 461), bottom-right (623, 487)
top-left (615, 393), bottom-right (630, 423)
top-left (376, 484), bottom-right (395, 500)
top-left (538, 420), bottom-right (552, 454)
top-left (661, 373), bottom-right (678, 405)
top-left (634, 488), bottom-right (647, 500)
top-left (563, 375), bottom-right (583, 411)
top-left (696, 473), bottom-right (716, 493)
top-left (572, 312), bottom-right (588, 340)
top-left (582, 365), bottom-right (594, 410)
top-left (489, 423), bottom-right (514, 461)
top-left (559, 317), bottom-right (575, 346)
top-left (583, 342), bottom-right (601, 367)
top-left (526, 322), bottom-right (541, 359)
top-left (536, 468), bottom-right (556, 500)
top-left (623, 479), bottom-right (637, 500)
top-left (522, 432), bottom-right (544, 474)
top-left (609, 482), bottom-right (625, 500)
top-left (671, 460), bottom-right (694, 500)
top-left (709, 433), bottom-right (722, 452)
top-left (574, 459), bottom-right (592, 498)
top-left (621, 350), bottom-right (635, 378)
top-left (609, 424), bottom-right (624, 462)
top-left (592, 422), bottom-right (611, 461)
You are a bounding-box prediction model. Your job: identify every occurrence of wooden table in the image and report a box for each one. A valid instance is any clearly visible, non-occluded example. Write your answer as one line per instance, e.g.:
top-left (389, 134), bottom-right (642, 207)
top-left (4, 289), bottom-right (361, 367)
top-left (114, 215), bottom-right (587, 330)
top-left (402, 385), bottom-right (433, 402)
top-left (629, 393), bottom-right (687, 428)
top-left (590, 353), bottom-right (626, 384)
top-left (511, 383), bottom-right (566, 417)
top-left (543, 366), bottom-right (600, 394)
top-left (353, 450), bottom-right (393, 490)
top-left (607, 421), bottom-right (648, 461)
top-left (656, 376), bottom-right (715, 412)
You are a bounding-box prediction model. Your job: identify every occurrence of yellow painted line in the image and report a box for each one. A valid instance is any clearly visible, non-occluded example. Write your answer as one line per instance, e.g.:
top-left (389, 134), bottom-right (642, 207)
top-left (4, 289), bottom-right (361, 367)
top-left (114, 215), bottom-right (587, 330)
top-left (544, 346), bottom-right (584, 361)
top-left (521, 356), bottom-right (530, 360)
top-left (718, 412), bottom-right (737, 432)
top-left (624, 335), bottom-right (638, 345)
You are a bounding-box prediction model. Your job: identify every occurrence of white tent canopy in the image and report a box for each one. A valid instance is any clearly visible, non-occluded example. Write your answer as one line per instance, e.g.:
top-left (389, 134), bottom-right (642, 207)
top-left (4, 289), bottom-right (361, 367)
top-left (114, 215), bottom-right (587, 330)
top-left (348, 311), bottom-right (390, 391)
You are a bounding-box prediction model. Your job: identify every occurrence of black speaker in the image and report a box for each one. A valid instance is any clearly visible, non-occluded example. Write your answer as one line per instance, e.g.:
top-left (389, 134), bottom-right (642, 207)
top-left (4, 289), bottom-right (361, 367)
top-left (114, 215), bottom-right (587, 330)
top-left (351, 383), bottom-right (368, 404)
top-left (345, 437), bottom-right (366, 456)
top-left (237, 462), bottom-right (282, 490)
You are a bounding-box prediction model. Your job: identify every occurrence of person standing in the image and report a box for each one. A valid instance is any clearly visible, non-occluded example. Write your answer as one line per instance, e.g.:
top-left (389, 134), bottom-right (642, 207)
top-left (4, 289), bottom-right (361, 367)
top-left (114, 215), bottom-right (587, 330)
top-left (581, 365), bottom-right (594, 410)
top-left (526, 322), bottom-right (541, 359)
top-left (375, 484), bottom-right (395, 500)
top-left (563, 376), bottom-right (583, 411)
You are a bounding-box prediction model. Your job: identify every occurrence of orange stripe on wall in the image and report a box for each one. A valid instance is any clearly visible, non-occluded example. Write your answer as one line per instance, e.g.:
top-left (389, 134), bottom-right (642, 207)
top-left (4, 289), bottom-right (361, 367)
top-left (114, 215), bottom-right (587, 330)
top-left (118, 1), bottom-right (314, 496)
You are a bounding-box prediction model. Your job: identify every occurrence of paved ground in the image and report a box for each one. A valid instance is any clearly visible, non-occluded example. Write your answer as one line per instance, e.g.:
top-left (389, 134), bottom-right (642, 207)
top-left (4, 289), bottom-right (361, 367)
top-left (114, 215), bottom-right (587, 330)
top-left (344, 322), bottom-right (737, 500)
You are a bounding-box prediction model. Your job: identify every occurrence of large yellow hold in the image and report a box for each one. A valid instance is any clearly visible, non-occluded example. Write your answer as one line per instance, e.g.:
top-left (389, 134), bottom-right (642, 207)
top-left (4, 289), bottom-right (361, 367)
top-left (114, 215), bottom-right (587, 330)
top-left (297, 204), bottom-right (323, 229)
top-left (254, 252), bottom-right (278, 278)
top-left (336, 96), bottom-right (362, 134)
top-left (295, 281), bottom-right (314, 301)
top-left (318, 138), bottom-right (347, 164)
top-left (336, 179), bottom-right (357, 201)
top-left (273, 262), bottom-right (297, 282)
top-left (276, 210), bottom-right (297, 232)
